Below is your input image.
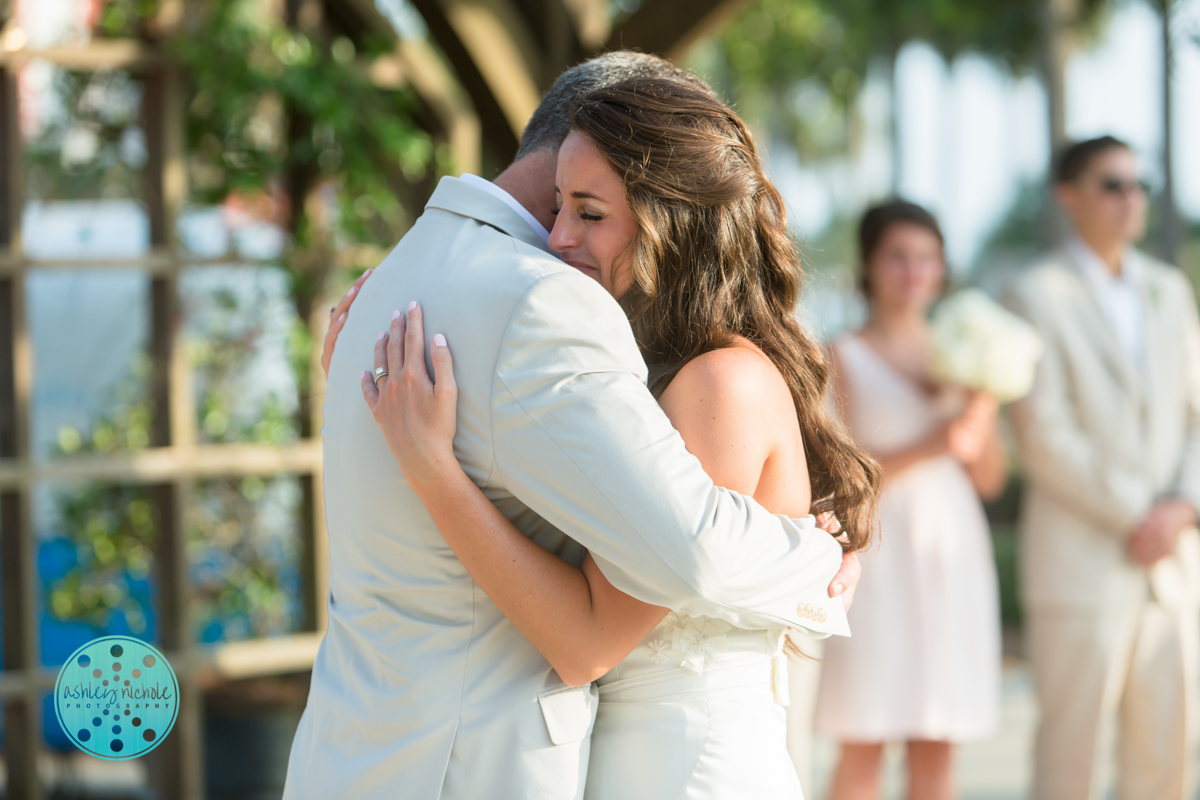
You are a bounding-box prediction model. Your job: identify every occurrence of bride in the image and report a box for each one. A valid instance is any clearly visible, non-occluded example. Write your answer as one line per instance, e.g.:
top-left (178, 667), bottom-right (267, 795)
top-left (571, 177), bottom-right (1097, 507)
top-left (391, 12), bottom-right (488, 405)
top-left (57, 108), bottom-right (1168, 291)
top-left (332, 77), bottom-right (879, 798)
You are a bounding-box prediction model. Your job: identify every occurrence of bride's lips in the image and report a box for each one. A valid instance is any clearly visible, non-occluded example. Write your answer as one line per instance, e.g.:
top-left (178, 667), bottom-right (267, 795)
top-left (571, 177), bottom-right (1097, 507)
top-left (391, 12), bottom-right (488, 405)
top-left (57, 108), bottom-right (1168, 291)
top-left (566, 260), bottom-right (600, 279)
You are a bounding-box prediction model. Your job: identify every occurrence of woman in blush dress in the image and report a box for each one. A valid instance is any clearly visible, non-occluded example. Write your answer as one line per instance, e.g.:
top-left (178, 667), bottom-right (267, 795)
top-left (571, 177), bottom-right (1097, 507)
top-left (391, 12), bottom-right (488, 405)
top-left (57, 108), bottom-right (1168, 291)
top-left (815, 200), bottom-right (1006, 800)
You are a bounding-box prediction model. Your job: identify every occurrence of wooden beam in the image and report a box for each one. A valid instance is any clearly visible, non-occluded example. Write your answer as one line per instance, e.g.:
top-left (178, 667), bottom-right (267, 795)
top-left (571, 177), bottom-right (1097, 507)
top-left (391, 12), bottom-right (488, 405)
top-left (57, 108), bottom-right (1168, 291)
top-left (0, 253), bottom-right (317, 275)
top-left (0, 39), bottom-right (162, 70)
top-left (406, 0), bottom-right (546, 161)
top-left (605, 0), bottom-right (753, 60)
top-left (190, 631), bottom-right (323, 683)
top-left (0, 441), bottom-right (324, 489)
top-left (509, 0), bottom-right (584, 82)
top-left (393, 38), bottom-right (481, 175)
top-left (560, 0), bottom-right (611, 52)
top-left (0, 633), bottom-right (326, 699)
top-left (320, 0), bottom-right (482, 173)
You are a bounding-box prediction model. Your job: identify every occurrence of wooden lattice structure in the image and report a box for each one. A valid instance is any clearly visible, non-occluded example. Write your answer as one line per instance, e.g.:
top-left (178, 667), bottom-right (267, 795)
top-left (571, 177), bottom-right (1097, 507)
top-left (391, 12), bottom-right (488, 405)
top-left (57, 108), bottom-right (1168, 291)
top-left (0, 0), bottom-right (745, 797)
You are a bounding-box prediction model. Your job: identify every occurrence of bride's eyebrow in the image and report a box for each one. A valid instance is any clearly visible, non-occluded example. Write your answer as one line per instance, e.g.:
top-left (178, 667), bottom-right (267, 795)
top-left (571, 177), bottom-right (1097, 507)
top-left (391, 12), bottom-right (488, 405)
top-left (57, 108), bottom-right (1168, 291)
top-left (570, 190), bottom-right (604, 201)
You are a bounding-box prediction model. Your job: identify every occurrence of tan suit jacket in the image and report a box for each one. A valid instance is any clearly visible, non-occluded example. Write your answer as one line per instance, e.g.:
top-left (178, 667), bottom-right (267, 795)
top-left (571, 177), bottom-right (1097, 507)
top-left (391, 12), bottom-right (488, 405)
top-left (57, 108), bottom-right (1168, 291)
top-left (283, 177), bottom-right (848, 800)
top-left (1008, 248), bottom-right (1200, 611)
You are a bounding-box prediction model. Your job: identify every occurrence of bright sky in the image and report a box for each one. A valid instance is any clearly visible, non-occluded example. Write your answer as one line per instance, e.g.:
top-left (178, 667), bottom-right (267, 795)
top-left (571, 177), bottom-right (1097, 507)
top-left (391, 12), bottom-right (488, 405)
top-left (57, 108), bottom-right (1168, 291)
top-left (774, 0), bottom-right (1200, 272)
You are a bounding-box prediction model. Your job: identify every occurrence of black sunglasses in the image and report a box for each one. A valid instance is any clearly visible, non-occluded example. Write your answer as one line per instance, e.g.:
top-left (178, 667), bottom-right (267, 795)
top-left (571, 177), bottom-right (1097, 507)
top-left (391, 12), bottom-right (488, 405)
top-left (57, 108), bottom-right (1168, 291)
top-left (1096, 176), bottom-right (1151, 195)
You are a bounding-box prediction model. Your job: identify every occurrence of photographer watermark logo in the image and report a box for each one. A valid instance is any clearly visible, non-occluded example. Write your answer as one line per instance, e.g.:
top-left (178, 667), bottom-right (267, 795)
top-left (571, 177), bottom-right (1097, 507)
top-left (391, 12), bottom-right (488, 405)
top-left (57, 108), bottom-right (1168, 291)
top-left (54, 636), bottom-right (178, 760)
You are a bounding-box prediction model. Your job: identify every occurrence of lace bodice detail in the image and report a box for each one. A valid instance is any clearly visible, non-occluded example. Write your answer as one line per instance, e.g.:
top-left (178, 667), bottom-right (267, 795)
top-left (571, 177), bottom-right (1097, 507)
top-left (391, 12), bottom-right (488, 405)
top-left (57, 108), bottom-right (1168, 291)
top-left (597, 611), bottom-right (790, 692)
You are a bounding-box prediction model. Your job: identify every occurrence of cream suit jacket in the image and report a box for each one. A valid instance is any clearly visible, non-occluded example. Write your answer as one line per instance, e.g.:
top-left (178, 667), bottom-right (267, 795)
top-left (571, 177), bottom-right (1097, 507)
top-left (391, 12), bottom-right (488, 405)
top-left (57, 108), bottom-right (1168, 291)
top-left (1007, 249), bottom-right (1200, 611)
top-left (282, 177), bottom-right (848, 800)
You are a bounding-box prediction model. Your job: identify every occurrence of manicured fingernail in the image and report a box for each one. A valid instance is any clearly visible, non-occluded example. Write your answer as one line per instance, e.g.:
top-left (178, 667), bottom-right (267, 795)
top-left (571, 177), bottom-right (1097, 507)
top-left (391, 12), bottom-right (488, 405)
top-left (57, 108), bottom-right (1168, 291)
top-left (392, 310), bottom-right (401, 321)
top-left (348, 285), bottom-right (358, 297)
top-left (364, 268), bottom-right (373, 276)
top-left (377, 331), bottom-right (386, 341)
top-left (433, 334), bottom-right (447, 347)
top-left (408, 301), bottom-right (417, 312)
top-left (338, 312), bottom-right (346, 323)
top-left (832, 583), bottom-right (844, 596)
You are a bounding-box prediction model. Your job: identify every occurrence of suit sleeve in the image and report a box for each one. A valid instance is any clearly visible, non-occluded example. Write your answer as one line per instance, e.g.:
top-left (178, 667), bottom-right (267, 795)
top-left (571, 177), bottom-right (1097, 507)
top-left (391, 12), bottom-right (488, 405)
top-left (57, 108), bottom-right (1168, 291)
top-left (1006, 281), bottom-right (1155, 537)
top-left (489, 269), bottom-right (848, 634)
top-left (1168, 277), bottom-right (1200, 514)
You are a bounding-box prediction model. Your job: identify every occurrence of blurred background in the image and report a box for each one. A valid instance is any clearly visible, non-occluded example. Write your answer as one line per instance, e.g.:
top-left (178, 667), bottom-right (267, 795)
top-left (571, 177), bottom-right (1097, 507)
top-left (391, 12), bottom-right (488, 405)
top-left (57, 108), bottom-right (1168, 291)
top-left (0, 0), bottom-right (1196, 797)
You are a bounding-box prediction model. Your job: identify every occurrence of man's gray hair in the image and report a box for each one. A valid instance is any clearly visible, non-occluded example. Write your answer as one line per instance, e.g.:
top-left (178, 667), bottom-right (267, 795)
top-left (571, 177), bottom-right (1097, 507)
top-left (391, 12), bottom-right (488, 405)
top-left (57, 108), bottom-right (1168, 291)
top-left (516, 51), bottom-right (712, 159)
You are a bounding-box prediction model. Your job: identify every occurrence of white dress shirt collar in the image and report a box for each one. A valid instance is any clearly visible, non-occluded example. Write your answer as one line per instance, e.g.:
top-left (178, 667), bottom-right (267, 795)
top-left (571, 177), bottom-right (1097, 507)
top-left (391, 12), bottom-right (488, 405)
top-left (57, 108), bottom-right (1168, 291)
top-left (1067, 234), bottom-right (1144, 362)
top-left (459, 173), bottom-right (551, 245)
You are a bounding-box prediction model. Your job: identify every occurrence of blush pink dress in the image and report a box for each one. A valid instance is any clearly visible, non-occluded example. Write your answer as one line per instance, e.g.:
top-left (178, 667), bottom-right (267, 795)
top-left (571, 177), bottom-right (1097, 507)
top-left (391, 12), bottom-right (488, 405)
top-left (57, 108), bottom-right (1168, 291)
top-left (814, 335), bottom-right (1001, 742)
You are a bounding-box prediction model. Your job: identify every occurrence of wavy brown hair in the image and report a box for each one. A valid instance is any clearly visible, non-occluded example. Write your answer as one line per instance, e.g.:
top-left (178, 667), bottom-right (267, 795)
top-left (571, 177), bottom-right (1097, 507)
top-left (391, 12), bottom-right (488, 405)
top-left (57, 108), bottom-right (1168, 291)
top-left (572, 77), bottom-right (880, 552)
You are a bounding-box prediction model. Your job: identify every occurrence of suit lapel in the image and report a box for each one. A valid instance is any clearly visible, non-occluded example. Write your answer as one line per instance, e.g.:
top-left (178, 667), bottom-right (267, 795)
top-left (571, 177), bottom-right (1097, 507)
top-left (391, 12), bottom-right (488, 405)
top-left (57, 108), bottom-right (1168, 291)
top-left (1061, 249), bottom-right (1143, 404)
top-left (1137, 261), bottom-right (1168, 403)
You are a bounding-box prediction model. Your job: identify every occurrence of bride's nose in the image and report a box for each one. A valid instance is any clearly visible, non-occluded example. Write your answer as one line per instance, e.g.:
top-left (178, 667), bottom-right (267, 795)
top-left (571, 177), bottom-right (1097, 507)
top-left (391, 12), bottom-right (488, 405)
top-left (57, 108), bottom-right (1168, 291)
top-left (548, 212), bottom-right (579, 253)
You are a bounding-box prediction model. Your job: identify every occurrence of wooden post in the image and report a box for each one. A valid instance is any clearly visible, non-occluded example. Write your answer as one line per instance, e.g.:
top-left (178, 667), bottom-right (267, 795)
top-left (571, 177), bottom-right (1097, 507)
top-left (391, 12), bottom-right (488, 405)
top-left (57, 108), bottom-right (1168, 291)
top-left (0, 60), bottom-right (43, 800)
top-left (142, 61), bottom-right (204, 800)
top-left (1159, 0), bottom-right (1178, 264)
top-left (1039, 0), bottom-right (1078, 242)
top-left (1039, 0), bottom-right (1079, 153)
top-left (147, 481), bottom-right (203, 800)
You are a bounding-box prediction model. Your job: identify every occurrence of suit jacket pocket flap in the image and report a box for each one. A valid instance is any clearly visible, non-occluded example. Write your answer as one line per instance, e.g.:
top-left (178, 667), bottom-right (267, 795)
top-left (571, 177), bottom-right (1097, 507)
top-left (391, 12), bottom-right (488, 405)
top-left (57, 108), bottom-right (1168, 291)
top-left (537, 684), bottom-right (598, 746)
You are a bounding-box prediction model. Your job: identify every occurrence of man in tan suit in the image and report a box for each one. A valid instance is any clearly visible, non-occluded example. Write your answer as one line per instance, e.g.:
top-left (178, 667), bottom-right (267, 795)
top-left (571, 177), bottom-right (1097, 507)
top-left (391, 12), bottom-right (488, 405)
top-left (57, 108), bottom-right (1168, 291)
top-left (1008, 135), bottom-right (1200, 800)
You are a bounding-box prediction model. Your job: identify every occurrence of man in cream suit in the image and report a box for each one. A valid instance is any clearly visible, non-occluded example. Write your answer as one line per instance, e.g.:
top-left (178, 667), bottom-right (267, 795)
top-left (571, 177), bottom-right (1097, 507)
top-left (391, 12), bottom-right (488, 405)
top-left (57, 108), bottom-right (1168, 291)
top-left (283, 52), bottom-right (856, 800)
top-left (1008, 135), bottom-right (1200, 800)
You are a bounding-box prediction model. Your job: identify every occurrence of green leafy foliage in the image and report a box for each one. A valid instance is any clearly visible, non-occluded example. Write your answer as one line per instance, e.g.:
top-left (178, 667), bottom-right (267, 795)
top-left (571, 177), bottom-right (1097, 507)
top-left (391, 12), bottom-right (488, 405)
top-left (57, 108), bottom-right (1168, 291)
top-left (23, 69), bottom-right (147, 203)
top-left (55, 353), bottom-right (155, 457)
top-left (187, 278), bottom-right (300, 446)
top-left (48, 354), bottom-right (157, 634)
top-left (174, 1), bottom-right (432, 242)
top-left (190, 475), bottom-right (302, 641)
top-left (49, 485), bottom-right (158, 635)
top-left (171, 0), bottom-right (431, 262)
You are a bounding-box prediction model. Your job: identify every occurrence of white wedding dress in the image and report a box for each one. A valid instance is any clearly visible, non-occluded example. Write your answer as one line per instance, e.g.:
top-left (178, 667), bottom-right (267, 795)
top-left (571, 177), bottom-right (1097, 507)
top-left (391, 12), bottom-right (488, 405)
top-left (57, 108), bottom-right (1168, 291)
top-left (584, 606), bottom-right (805, 799)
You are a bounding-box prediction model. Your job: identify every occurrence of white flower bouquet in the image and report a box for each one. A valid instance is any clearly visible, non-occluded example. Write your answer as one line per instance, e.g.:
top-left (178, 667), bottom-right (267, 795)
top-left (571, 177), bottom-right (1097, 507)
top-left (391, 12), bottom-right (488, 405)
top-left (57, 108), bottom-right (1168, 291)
top-left (929, 288), bottom-right (1043, 403)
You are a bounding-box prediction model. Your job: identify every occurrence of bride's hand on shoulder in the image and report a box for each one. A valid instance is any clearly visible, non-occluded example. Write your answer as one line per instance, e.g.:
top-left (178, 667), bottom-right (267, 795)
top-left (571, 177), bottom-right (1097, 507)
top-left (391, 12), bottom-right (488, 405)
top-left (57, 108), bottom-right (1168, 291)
top-left (360, 302), bottom-right (460, 494)
top-left (322, 268), bottom-right (373, 377)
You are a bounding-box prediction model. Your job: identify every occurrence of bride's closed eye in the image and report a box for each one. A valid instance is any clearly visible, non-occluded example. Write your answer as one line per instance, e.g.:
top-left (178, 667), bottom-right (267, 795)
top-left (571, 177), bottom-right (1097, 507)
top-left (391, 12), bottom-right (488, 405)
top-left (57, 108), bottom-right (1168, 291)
top-left (550, 205), bottom-right (603, 222)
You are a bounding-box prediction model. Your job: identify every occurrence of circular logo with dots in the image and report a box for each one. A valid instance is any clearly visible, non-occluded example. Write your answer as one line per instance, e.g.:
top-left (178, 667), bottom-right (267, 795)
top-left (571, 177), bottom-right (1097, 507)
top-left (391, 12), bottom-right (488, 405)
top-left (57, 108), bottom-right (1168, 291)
top-left (54, 636), bottom-right (178, 760)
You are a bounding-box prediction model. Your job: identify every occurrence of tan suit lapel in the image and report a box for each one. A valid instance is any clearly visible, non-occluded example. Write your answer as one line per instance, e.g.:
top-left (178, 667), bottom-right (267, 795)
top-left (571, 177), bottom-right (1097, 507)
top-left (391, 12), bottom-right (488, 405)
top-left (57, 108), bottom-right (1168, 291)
top-left (1136, 263), bottom-right (1169, 402)
top-left (1062, 249), bottom-right (1144, 404)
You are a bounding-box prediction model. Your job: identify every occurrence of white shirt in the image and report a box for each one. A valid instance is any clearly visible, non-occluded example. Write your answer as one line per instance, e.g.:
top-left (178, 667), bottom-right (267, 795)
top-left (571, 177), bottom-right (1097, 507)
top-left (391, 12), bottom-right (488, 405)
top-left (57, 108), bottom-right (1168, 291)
top-left (1068, 234), bottom-right (1145, 363)
top-left (459, 173), bottom-right (551, 244)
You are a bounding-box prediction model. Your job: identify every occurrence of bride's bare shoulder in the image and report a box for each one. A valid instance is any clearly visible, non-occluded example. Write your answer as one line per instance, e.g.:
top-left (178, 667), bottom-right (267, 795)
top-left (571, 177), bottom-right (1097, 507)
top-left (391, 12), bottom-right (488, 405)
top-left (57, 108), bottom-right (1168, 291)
top-left (657, 341), bottom-right (795, 492)
top-left (659, 340), bottom-right (793, 424)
